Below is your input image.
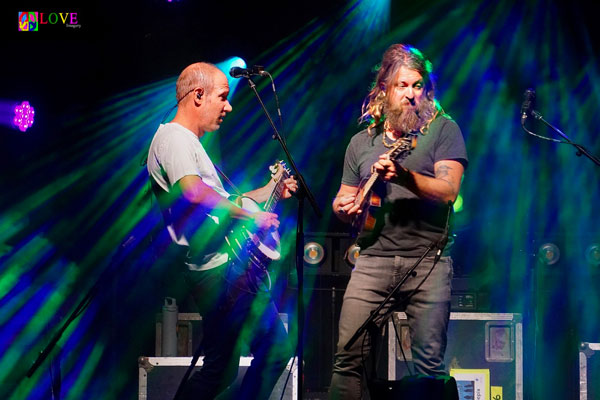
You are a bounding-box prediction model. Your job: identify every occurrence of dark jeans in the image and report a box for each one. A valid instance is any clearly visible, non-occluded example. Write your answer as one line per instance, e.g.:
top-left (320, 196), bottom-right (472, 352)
top-left (180, 262), bottom-right (293, 400)
top-left (329, 254), bottom-right (453, 400)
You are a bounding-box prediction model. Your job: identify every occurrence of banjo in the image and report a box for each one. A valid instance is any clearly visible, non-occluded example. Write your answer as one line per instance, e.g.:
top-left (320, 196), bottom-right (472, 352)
top-left (225, 161), bottom-right (291, 271)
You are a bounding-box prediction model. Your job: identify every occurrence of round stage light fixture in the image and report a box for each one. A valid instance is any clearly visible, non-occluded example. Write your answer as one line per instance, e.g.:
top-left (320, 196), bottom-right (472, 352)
top-left (585, 244), bottom-right (600, 266)
top-left (303, 241), bottom-right (325, 265)
top-left (13, 101), bottom-right (35, 132)
top-left (537, 242), bottom-right (560, 265)
top-left (345, 243), bottom-right (361, 266)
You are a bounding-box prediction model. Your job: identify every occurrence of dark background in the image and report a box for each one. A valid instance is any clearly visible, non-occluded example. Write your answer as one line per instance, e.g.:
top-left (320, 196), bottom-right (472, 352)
top-left (1, 1), bottom-right (600, 399)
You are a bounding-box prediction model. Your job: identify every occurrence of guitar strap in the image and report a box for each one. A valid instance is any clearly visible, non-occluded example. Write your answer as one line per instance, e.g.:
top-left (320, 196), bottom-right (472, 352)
top-left (213, 163), bottom-right (244, 198)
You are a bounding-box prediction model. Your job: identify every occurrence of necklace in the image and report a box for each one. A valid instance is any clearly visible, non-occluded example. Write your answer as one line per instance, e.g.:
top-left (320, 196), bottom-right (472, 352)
top-left (382, 120), bottom-right (418, 149)
top-left (382, 120), bottom-right (403, 148)
top-left (382, 132), bottom-right (398, 148)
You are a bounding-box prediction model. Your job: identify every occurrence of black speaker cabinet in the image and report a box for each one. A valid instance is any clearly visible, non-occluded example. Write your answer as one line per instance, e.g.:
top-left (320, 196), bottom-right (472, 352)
top-left (299, 232), bottom-right (353, 289)
top-left (302, 232), bottom-right (354, 273)
top-left (303, 286), bottom-right (346, 396)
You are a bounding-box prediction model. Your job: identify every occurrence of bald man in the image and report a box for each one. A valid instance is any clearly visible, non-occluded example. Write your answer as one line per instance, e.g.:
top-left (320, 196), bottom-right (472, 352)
top-left (147, 62), bottom-right (296, 399)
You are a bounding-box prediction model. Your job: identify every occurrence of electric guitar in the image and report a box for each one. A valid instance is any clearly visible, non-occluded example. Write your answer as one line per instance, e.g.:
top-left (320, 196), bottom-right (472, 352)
top-left (225, 161), bottom-right (291, 271)
top-left (350, 135), bottom-right (417, 242)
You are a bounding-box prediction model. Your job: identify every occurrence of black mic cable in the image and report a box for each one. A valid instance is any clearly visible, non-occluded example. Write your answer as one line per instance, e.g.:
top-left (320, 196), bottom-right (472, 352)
top-left (262, 70), bottom-right (286, 143)
top-left (434, 201), bottom-right (453, 265)
top-left (230, 65), bottom-right (287, 143)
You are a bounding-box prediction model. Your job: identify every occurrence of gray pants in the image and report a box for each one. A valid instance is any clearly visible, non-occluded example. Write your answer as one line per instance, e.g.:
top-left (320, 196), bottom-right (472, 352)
top-left (329, 254), bottom-right (453, 399)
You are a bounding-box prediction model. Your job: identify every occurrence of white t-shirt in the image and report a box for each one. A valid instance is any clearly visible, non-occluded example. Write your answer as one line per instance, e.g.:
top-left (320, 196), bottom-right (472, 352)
top-left (147, 122), bottom-right (229, 270)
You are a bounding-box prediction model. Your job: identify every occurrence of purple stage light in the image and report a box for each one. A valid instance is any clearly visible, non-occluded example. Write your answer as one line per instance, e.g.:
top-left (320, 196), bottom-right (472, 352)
top-left (13, 101), bottom-right (35, 132)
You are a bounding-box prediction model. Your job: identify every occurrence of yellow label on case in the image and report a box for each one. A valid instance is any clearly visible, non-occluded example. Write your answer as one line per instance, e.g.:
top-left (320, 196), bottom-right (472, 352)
top-left (450, 368), bottom-right (490, 400)
top-left (491, 386), bottom-right (503, 400)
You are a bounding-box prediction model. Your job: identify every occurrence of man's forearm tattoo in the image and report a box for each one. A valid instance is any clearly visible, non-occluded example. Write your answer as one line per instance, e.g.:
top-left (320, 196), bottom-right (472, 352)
top-left (435, 164), bottom-right (451, 179)
top-left (435, 164), bottom-right (456, 192)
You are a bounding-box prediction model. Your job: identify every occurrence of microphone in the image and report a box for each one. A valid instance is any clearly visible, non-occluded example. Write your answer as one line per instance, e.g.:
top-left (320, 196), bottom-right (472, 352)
top-left (229, 65), bottom-right (268, 78)
top-left (521, 88), bottom-right (535, 123)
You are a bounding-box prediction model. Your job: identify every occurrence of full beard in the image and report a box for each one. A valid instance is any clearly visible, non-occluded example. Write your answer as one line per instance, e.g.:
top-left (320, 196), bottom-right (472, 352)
top-left (385, 98), bottom-right (436, 134)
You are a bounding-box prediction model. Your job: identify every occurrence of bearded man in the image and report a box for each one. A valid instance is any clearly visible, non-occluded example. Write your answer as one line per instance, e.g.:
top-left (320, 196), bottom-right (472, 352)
top-left (329, 44), bottom-right (468, 399)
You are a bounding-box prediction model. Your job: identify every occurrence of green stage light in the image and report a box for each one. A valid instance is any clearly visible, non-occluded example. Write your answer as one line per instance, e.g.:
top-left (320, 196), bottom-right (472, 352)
top-left (453, 194), bottom-right (464, 213)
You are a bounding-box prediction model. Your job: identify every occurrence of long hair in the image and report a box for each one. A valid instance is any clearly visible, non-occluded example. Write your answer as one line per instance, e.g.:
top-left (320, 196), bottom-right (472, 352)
top-left (360, 44), bottom-right (443, 133)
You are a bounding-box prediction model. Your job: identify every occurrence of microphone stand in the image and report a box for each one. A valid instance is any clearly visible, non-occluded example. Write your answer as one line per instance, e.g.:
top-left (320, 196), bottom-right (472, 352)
top-left (343, 239), bottom-right (444, 352)
top-left (242, 75), bottom-right (322, 399)
top-left (523, 110), bottom-right (600, 167)
top-left (521, 107), bottom-right (598, 399)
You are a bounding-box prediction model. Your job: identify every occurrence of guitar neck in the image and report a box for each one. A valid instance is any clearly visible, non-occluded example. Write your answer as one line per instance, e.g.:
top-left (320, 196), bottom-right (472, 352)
top-left (355, 138), bottom-right (415, 206)
top-left (264, 173), bottom-right (289, 213)
top-left (355, 172), bottom-right (379, 204)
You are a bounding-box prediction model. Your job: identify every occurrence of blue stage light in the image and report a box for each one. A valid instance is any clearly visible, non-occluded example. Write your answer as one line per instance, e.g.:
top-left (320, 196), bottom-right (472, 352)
top-left (217, 57), bottom-right (246, 95)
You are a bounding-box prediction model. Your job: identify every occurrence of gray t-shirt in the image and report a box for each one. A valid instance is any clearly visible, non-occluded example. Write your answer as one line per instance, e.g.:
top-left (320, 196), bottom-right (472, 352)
top-left (342, 116), bottom-right (468, 257)
top-left (147, 122), bottom-right (229, 270)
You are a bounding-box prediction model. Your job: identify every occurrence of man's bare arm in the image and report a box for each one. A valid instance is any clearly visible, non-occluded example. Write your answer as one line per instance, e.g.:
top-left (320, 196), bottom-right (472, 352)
top-left (374, 157), bottom-right (464, 204)
top-left (332, 184), bottom-right (360, 223)
top-left (177, 175), bottom-right (279, 229)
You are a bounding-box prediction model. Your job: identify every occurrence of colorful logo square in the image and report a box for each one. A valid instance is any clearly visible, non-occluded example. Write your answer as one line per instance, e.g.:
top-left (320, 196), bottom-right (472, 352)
top-left (18, 12), bottom-right (38, 31)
